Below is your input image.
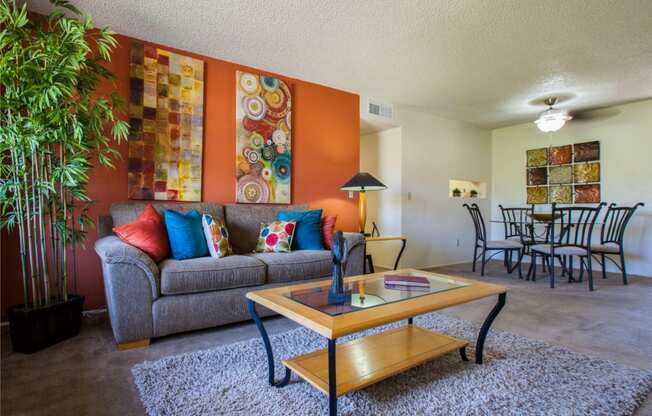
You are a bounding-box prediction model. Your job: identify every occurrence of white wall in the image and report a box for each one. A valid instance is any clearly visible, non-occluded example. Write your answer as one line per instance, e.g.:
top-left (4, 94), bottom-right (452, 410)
top-left (397, 108), bottom-right (492, 269)
top-left (491, 99), bottom-right (652, 277)
top-left (360, 127), bottom-right (403, 268)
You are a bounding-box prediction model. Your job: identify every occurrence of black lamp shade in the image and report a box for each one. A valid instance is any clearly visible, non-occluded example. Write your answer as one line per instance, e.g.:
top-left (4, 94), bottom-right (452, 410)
top-left (340, 172), bottom-right (387, 192)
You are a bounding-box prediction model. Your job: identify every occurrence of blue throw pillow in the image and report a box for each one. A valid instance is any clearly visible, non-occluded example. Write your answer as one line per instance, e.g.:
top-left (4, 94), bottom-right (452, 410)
top-left (164, 209), bottom-right (209, 260)
top-left (277, 209), bottom-right (323, 250)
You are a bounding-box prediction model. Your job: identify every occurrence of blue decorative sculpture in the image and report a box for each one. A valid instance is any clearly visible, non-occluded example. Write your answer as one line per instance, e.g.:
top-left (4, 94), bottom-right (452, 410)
top-left (328, 231), bottom-right (350, 303)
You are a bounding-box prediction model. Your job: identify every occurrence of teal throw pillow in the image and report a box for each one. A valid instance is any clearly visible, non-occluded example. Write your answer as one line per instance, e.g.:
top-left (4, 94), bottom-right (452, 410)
top-left (277, 209), bottom-right (324, 250)
top-left (164, 209), bottom-right (209, 260)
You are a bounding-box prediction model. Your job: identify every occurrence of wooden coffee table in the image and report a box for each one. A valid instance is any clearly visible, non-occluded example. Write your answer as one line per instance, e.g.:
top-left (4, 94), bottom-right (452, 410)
top-left (246, 269), bottom-right (507, 416)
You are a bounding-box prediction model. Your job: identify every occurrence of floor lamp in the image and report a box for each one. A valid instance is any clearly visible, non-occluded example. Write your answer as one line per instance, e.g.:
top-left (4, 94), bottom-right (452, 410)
top-left (340, 172), bottom-right (387, 235)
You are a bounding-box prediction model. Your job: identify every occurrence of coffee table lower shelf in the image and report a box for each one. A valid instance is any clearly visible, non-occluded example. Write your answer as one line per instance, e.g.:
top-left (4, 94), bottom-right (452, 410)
top-left (283, 325), bottom-right (468, 397)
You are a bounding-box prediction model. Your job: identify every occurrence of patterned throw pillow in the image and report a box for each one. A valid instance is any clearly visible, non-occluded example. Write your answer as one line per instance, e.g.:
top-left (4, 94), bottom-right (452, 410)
top-left (202, 214), bottom-right (232, 258)
top-left (255, 220), bottom-right (297, 253)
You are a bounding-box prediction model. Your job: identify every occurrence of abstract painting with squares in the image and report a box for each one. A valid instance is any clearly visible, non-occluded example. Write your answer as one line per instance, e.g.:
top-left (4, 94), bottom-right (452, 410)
top-left (525, 141), bottom-right (601, 204)
top-left (128, 43), bottom-right (205, 201)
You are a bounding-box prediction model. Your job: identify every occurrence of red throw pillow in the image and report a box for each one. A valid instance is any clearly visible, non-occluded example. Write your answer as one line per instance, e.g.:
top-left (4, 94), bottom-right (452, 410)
top-left (321, 214), bottom-right (337, 249)
top-left (113, 204), bottom-right (170, 262)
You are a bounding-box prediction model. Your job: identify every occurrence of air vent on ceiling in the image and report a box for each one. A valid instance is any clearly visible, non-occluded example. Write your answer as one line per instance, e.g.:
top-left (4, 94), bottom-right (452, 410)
top-left (367, 99), bottom-right (393, 120)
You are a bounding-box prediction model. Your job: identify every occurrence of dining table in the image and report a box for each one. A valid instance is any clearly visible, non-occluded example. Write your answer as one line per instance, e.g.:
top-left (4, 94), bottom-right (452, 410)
top-left (490, 214), bottom-right (602, 282)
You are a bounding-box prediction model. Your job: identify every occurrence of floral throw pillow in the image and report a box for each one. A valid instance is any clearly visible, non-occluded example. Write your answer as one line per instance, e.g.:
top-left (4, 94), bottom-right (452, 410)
top-left (202, 214), bottom-right (232, 258)
top-left (255, 220), bottom-right (297, 253)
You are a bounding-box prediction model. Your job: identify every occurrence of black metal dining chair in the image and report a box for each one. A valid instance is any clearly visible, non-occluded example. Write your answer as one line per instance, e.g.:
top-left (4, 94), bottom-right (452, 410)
top-left (530, 203), bottom-right (605, 291)
top-left (591, 202), bottom-right (644, 285)
top-left (464, 203), bottom-right (523, 277)
top-left (499, 205), bottom-right (548, 275)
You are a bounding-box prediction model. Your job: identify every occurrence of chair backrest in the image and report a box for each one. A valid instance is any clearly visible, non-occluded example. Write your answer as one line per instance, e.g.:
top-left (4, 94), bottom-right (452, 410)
top-left (499, 205), bottom-right (533, 239)
top-left (601, 202), bottom-right (645, 245)
top-left (550, 203), bottom-right (605, 249)
top-left (464, 203), bottom-right (487, 244)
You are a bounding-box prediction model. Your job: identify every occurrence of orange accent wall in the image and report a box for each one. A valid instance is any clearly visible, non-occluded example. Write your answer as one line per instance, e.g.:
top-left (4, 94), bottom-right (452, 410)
top-left (1, 34), bottom-right (359, 315)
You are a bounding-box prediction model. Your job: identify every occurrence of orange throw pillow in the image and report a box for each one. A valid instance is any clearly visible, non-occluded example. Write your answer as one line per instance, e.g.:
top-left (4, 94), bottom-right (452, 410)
top-left (322, 214), bottom-right (337, 249)
top-left (113, 204), bottom-right (170, 262)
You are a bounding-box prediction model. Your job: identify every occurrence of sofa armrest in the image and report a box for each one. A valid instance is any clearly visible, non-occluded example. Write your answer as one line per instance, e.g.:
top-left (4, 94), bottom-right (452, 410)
top-left (94, 236), bottom-right (160, 344)
top-left (94, 236), bottom-right (160, 299)
top-left (342, 232), bottom-right (365, 276)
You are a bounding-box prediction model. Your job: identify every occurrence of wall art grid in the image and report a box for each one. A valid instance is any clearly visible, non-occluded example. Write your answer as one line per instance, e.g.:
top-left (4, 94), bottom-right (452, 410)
top-left (235, 71), bottom-right (292, 204)
top-left (526, 141), bottom-right (600, 204)
top-left (128, 43), bottom-right (205, 201)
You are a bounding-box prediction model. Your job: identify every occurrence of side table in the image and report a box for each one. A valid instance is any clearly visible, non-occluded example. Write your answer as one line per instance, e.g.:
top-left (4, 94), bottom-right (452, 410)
top-left (364, 235), bottom-right (407, 273)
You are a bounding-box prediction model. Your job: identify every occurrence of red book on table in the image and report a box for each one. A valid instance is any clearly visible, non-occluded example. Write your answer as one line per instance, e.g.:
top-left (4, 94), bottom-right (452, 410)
top-left (384, 274), bottom-right (430, 287)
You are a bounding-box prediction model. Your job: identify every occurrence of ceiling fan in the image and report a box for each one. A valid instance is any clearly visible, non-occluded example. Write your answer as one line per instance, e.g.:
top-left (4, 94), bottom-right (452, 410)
top-left (534, 97), bottom-right (572, 132)
top-left (533, 96), bottom-right (621, 132)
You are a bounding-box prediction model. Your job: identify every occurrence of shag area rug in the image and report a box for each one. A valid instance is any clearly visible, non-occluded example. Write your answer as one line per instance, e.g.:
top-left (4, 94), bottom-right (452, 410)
top-left (132, 313), bottom-right (652, 415)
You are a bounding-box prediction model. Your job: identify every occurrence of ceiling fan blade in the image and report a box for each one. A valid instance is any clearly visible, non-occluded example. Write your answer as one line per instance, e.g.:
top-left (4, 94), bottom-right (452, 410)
top-left (571, 107), bottom-right (621, 122)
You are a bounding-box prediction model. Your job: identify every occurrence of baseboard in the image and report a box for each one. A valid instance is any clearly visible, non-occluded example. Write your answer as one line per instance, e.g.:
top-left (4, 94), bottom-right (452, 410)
top-left (83, 308), bottom-right (107, 317)
top-left (1, 307), bottom-right (107, 327)
top-left (419, 260), bottom-right (471, 270)
top-left (373, 260), bottom-right (469, 271)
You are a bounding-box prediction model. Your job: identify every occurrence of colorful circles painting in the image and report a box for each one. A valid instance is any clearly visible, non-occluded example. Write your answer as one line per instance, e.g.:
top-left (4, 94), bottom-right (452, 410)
top-left (236, 71), bottom-right (292, 203)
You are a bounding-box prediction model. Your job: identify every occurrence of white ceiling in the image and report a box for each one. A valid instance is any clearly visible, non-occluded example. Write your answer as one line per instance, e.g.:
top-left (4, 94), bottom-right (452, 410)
top-left (28, 0), bottom-right (652, 128)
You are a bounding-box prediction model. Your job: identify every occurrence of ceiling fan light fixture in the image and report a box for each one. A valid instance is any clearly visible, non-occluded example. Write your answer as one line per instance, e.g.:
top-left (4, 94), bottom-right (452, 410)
top-left (534, 107), bottom-right (572, 132)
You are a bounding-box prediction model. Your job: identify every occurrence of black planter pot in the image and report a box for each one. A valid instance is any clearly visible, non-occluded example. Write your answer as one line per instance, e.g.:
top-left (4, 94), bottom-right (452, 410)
top-left (8, 295), bottom-right (85, 353)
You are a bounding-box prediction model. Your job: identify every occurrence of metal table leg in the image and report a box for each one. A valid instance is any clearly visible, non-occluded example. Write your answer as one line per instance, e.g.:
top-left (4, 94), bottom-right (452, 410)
top-left (365, 254), bottom-right (375, 274)
top-left (459, 346), bottom-right (469, 361)
top-left (475, 292), bottom-right (506, 364)
top-left (328, 338), bottom-right (337, 416)
top-left (393, 238), bottom-right (407, 270)
top-left (247, 300), bottom-right (291, 387)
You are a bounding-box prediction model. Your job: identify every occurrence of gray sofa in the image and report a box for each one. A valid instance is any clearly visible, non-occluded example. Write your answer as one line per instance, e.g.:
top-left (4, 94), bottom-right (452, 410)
top-left (94, 201), bottom-right (365, 348)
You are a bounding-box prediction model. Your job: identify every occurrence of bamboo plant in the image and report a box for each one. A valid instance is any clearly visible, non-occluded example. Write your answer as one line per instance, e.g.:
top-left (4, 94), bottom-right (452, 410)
top-left (0, 0), bottom-right (128, 309)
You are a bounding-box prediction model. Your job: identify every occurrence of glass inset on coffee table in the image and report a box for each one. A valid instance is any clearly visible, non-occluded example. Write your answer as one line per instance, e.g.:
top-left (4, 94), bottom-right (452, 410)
top-left (284, 271), bottom-right (468, 316)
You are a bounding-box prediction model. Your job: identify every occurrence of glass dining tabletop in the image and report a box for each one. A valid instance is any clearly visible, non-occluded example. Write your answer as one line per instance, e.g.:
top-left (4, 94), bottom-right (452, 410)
top-left (490, 220), bottom-right (602, 225)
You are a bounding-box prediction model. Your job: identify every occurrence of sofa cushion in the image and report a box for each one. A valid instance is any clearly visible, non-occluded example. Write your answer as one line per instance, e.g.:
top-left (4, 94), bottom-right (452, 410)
top-left (224, 203), bottom-right (307, 254)
top-left (250, 250), bottom-right (331, 284)
top-left (159, 255), bottom-right (266, 295)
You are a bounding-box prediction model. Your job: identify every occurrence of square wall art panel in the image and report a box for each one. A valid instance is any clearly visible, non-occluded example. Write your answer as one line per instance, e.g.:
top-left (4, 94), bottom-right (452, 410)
top-left (574, 141), bottom-right (600, 162)
top-left (574, 162), bottom-right (600, 184)
top-left (575, 184), bottom-right (601, 203)
top-left (235, 71), bottom-right (292, 204)
top-left (527, 187), bottom-right (548, 204)
top-left (128, 43), bottom-right (204, 201)
top-left (550, 185), bottom-right (572, 203)
top-left (550, 145), bottom-right (572, 165)
top-left (527, 167), bottom-right (547, 186)
top-left (549, 165), bottom-right (573, 184)
top-left (527, 148), bottom-right (548, 167)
